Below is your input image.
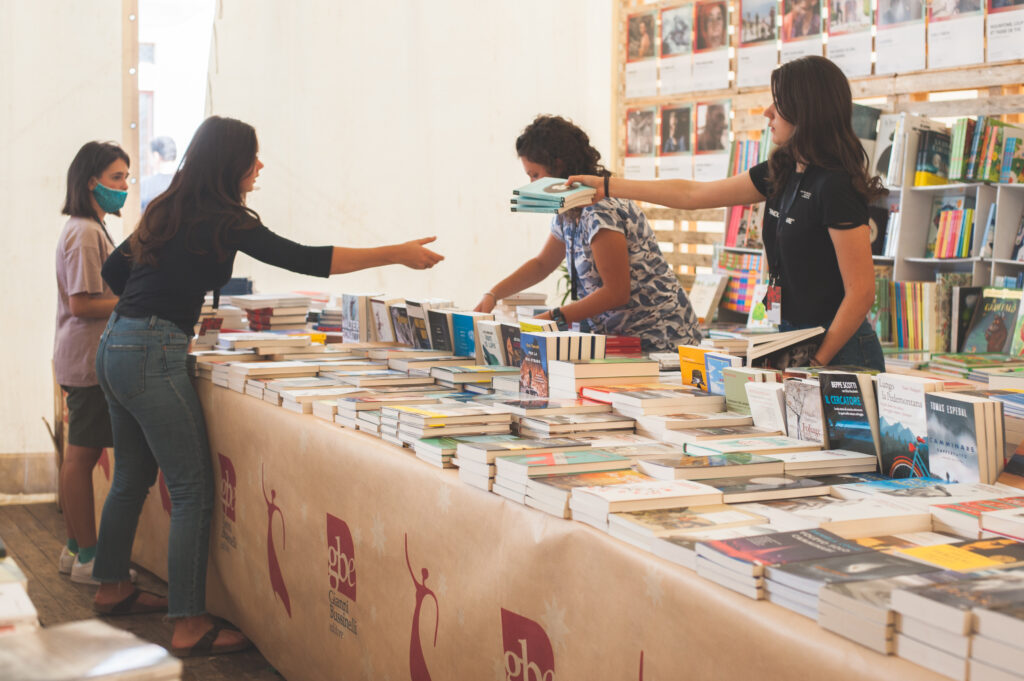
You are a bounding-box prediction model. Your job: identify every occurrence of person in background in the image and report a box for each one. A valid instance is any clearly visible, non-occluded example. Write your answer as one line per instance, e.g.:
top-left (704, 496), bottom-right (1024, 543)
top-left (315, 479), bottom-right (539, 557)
top-left (697, 1), bottom-right (728, 49)
top-left (570, 56), bottom-right (886, 371)
top-left (475, 115), bottom-right (701, 353)
top-left (92, 115), bottom-right (443, 657)
top-left (140, 136), bottom-right (176, 211)
top-left (53, 142), bottom-right (126, 584)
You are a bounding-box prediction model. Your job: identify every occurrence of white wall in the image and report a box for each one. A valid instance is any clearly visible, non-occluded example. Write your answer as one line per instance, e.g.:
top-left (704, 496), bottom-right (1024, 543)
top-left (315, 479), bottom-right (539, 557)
top-left (0, 1), bottom-right (125, 455)
top-left (208, 0), bottom-right (612, 307)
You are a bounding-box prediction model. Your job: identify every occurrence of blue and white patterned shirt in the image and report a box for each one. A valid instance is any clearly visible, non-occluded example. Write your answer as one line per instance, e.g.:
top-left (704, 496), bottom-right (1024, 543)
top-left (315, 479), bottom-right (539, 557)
top-left (551, 198), bottom-right (702, 352)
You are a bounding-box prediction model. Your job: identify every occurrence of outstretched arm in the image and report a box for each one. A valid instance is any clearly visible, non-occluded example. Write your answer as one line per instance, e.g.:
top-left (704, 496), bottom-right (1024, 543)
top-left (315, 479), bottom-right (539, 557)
top-left (566, 171), bottom-right (764, 211)
top-left (330, 237), bottom-right (443, 274)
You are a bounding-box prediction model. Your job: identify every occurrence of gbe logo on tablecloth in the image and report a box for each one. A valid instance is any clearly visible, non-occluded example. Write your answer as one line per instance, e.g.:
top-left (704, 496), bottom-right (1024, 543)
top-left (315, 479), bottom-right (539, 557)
top-left (217, 453), bottom-right (238, 553)
top-left (326, 513), bottom-right (358, 639)
top-left (327, 513), bottom-right (356, 599)
top-left (262, 463), bottom-right (291, 618)
top-left (501, 608), bottom-right (555, 681)
top-left (217, 453), bottom-right (237, 521)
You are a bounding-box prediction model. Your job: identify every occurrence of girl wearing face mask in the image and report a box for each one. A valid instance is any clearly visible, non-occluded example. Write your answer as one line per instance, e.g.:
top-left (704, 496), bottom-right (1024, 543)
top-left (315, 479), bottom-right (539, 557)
top-left (569, 57), bottom-right (886, 371)
top-left (91, 115), bottom-right (443, 657)
top-left (53, 141), bottom-right (129, 586)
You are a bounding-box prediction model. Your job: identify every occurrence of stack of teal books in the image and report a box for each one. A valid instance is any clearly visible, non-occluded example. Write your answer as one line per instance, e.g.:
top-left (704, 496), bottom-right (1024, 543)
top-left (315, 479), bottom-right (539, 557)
top-left (510, 177), bottom-right (597, 214)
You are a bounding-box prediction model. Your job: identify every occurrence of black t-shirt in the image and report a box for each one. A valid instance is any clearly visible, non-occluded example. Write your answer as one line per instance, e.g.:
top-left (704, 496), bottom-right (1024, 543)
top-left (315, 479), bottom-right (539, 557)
top-left (103, 221), bottom-right (333, 336)
top-left (748, 160), bottom-right (869, 327)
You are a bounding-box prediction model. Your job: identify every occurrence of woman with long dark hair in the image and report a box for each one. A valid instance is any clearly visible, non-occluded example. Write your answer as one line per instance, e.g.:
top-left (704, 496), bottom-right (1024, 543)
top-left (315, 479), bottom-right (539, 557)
top-left (54, 142), bottom-right (128, 585)
top-left (570, 56), bottom-right (886, 370)
top-left (475, 115), bottom-right (701, 352)
top-left (91, 115), bottom-right (442, 656)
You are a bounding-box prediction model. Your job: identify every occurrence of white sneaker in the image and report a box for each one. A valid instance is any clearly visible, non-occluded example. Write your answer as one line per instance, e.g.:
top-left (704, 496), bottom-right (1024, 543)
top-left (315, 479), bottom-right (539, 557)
top-left (70, 558), bottom-right (137, 585)
top-left (58, 546), bottom-right (76, 575)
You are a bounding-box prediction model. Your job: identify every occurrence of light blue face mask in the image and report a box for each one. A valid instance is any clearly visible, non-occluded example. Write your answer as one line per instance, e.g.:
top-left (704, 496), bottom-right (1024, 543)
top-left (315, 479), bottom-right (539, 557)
top-left (92, 182), bottom-right (128, 213)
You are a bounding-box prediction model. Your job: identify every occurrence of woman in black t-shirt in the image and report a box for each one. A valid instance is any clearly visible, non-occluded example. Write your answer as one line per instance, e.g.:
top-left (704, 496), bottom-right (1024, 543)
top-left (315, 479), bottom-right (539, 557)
top-left (91, 116), bottom-right (443, 657)
top-left (570, 56), bottom-right (886, 371)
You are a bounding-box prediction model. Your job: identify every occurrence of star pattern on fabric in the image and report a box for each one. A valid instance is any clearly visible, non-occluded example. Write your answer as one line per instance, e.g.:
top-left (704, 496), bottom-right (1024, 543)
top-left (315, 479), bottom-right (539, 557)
top-left (644, 565), bottom-right (664, 606)
top-left (371, 513), bottom-right (387, 556)
top-left (541, 597), bottom-right (570, 652)
top-left (437, 483), bottom-right (453, 513)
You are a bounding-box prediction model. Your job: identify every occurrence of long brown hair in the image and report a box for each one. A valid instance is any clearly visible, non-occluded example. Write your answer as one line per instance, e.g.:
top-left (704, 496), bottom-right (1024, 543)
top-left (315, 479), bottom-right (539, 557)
top-left (767, 56), bottom-right (885, 203)
top-left (129, 116), bottom-right (261, 266)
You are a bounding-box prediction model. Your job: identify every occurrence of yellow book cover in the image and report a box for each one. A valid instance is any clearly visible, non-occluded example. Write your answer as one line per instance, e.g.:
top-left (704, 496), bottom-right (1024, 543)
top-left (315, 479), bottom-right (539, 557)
top-left (677, 345), bottom-right (710, 391)
top-left (896, 539), bottom-right (1024, 572)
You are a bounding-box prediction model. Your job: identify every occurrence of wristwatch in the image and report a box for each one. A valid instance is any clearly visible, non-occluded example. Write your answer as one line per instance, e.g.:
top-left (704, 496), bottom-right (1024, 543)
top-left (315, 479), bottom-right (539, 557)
top-left (550, 307), bottom-right (567, 328)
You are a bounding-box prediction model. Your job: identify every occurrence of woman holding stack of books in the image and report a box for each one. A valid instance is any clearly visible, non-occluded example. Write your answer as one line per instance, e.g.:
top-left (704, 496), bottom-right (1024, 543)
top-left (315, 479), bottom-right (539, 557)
top-left (570, 56), bottom-right (886, 371)
top-left (53, 142), bottom-right (128, 586)
top-left (92, 115), bottom-right (443, 657)
top-left (476, 115), bottom-right (703, 352)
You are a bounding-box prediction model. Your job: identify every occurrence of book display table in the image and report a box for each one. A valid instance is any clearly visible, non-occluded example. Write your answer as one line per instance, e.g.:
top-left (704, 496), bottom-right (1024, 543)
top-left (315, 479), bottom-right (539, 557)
top-left (92, 382), bottom-right (947, 681)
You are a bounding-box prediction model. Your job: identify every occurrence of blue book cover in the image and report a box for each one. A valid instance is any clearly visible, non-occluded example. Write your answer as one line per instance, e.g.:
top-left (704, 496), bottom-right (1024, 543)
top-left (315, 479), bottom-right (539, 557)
top-left (703, 353), bottom-right (740, 396)
top-left (451, 312), bottom-right (476, 359)
top-left (925, 393), bottom-right (982, 484)
top-left (510, 205), bottom-right (559, 214)
top-left (512, 177), bottom-right (595, 203)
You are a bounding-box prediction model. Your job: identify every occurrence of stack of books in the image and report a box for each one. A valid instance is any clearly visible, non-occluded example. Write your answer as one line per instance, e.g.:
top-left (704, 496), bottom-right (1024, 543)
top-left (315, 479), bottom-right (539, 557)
top-left (546, 358), bottom-right (661, 400)
top-left (0, 581), bottom-right (37, 636)
top-left (230, 293), bottom-right (311, 331)
top-left (569, 478), bottom-right (722, 531)
top-left (604, 335), bottom-right (643, 357)
top-left (524, 468), bottom-right (651, 519)
top-left (316, 306), bottom-right (344, 332)
top-left (388, 404), bottom-right (512, 443)
top-left (509, 177), bottom-right (596, 214)
top-left (694, 528), bottom-right (871, 600)
top-left (491, 291), bottom-right (547, 323)
top-left (225, 360), bottom-right (320, 393)
top-left (606, 504), bottom-right (767, 553)
top-left (516, 412), bottom-right (635, 439)
top-left (633, 410), bottom-right (752, 440)
top-left (492, 449), bottom-right (632, 505)
top-left (451, 436), bottom-right (592, 492)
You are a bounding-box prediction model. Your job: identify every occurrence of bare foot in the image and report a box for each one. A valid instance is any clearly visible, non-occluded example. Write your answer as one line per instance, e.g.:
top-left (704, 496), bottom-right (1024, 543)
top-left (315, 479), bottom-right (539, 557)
top-left (172, 614), bottom-right (249, 653)
top-left (94, 580), bottom-right (167, 609)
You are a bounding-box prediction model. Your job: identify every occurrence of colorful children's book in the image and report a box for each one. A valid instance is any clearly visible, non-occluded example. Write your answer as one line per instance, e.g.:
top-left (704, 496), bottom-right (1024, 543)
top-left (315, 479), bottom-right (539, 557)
top-left (960, 288), bottom-right (1022, 355)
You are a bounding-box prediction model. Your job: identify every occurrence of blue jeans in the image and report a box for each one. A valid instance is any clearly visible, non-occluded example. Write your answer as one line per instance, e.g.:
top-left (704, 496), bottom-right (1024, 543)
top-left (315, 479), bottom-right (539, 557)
top-left (780, 319), bottom-right (886, 372)
top-left (94, 314), bottom-right (213, 618)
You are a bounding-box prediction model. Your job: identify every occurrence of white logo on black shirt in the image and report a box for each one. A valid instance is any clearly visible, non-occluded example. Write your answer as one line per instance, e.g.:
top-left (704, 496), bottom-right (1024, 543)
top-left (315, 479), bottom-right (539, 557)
top-left (768, 208), bottom-right (780, 217)
top-left (785, 217), bottom-right (795, 224)
top-left (800, 190), bottom-right (812, 199)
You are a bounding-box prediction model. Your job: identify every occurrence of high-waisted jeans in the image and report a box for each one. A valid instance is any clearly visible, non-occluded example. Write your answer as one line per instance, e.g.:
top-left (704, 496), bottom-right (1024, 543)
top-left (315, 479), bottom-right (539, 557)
top-left (94, 313), bottom-right (213, 617)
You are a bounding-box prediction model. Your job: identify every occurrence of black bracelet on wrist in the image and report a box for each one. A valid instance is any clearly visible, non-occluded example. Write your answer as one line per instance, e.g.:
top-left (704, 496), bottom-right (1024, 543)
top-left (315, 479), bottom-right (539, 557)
top-left (550, 307), bottom-right (567, 328)
top-left (604, 174), bottom-right (610, 199)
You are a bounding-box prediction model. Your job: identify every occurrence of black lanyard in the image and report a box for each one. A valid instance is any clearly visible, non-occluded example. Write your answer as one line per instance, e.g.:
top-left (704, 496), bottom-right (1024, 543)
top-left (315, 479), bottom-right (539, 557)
top-left (568, 220), bottom-right (580, 301)
top-left (768, 170), bottom-right (805, 287)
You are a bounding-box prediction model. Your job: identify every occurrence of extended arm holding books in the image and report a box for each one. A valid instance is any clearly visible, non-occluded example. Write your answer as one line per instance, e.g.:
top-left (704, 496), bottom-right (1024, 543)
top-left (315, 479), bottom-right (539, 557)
top-left (567, 172), bottom-right (764, 211)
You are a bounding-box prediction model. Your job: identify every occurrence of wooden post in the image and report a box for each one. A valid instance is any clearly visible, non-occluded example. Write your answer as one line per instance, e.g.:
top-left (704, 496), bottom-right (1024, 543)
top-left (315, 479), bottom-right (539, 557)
top-left (121, 0), bottom-right (140, 238)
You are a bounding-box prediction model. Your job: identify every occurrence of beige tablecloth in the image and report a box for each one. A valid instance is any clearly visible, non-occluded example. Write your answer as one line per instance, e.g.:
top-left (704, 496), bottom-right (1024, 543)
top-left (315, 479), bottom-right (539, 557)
top-left (92, 381), bottom-right (948, 681)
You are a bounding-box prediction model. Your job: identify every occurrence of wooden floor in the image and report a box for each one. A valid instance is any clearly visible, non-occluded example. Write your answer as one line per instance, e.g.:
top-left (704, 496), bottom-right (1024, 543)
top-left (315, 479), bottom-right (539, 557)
top-left (0, 502), bottom-right (283, 681)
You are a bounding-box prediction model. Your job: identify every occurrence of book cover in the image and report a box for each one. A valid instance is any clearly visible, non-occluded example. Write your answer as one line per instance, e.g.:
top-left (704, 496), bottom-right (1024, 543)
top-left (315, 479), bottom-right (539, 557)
top-left (952, 286), bottom-right (983, 352)
top-left (687, 272), bottom-right (728, 324)
top-left (701, 474), bottom-right (831, 502)
top-left (499, 323), bottom-right (524, 368)
top-left (767, 551), bottom-right (937, 592)
top-left (876, 374), bottom-right (941, 478)
top-left (369, 297), bottom-right (395, 344)
top-left (745, 382), bottom-right (787, 434)
top-left (896, 539), bottom-right (1024, 572)
top-left (450, 312), bottom-right (478, 359)
top-left (703, 352), bottom-right (742, 396)
top-left (608, 504), bottom-right (766, 537)
top-left (512, 177), bottom-right (597, 204)
top-left (678, 345), bottom-right (711, 391)
top-left (638, 452), bottom-right (784, 480)
top-left (519, 332), bottom-right (553, 397)
top-left (819, 372), bottom-right (878, 458)
top-left (961, 288), bottom-right (1022, 354)
top-left (405, 300), bottom-right (433, 350)
top-left (476, 320), bottom-right (505, 366)
top-left (388, 303), bottom-right (416, 347)
top-left (784, 379), bottom-right (826, 445)
top-left (914, 130), bottom-right (950, 186)
top-left (495, 449), bottom-right (631, 477)
top-left (925, 393), bottom-right (984, 484)
top-left (696, 528), bottom-right (869, 576)
top-left (426, 309), bottom-right (454, 354)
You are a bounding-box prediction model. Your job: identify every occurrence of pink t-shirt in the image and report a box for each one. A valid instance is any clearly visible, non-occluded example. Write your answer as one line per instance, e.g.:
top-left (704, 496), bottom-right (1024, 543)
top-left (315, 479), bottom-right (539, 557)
top-left (54, 217), bottom-right (116, 386)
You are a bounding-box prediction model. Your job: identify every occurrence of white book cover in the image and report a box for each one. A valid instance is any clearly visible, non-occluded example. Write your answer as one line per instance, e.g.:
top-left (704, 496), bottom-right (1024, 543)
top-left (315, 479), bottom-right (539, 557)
top-left (746, 382), bottom-right (787, 434)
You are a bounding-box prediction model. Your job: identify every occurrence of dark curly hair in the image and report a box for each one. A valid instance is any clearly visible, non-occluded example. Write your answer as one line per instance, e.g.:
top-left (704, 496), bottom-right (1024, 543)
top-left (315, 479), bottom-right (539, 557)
top-left (515, 115), bottom-right (607, 177)
top-left (767, 56), bottom-right (886, 203)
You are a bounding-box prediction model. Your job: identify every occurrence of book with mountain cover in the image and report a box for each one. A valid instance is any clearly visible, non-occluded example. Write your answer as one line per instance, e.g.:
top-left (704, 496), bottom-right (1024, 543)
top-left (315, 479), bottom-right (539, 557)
top-left (925, 392), bottom-right (992, 484)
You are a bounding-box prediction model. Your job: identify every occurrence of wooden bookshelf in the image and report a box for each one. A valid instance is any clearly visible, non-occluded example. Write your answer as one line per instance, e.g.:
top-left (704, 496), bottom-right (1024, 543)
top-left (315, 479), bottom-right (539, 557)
top-left (611, 0), bottom-right (1024, 292)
